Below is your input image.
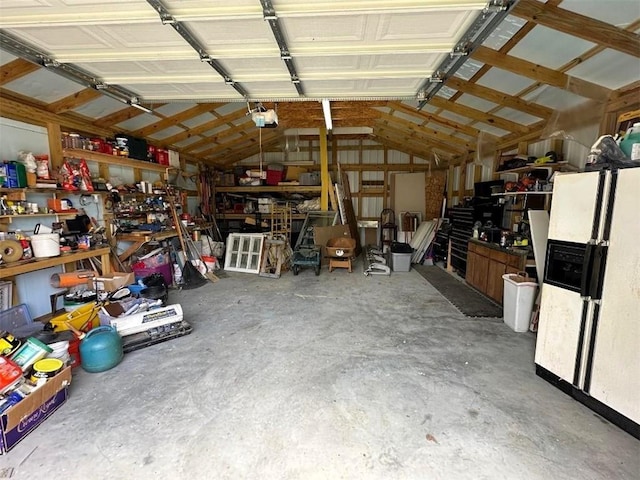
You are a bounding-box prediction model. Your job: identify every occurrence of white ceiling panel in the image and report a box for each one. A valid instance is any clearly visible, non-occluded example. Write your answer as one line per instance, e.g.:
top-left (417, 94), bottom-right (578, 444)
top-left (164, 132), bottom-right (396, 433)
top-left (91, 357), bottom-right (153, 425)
top-left (0, 51), bottom-right (18, 64)
top-left (559, 0), bottom-right (640, 28)
top-left (438, 111), bottom-right (473, 125)
top-left (115, 113), bottom-right (158, 131)
top-left (483, 16), bottom-right (526, 50)
top-left (508, 25), bottom-right (596, 70)
top-left (474, 69), bottom-right (536, 96)
top-left (75, 60), bottom-right (211, 79)
top-left (72, 96), bottom-right (130, 119)
top-left (153, 103), bottom-right (198, 117)
top-left (187, 17), bottom-right (274, 48)
top-left (567, 49), bottom-right (640, 90)
top-left (148, 126), bottom-right (185, 141)
top-left (436, 86), bottom-right (458, 100)
top-left (121, 82), bottom-right (245, 101)
top-left (522, 85), bottom-right (589, 111)
top-left (425, 123), bottom-right (454, 136)
top-left (174, 136), bottom-right (204, 149)
top-left (493, 107), bottom-right (542, 126)
top-left (455, 59), bottom-right (484, 80)
top-left (474, 122), bottom-right (509, 138)
top-left (456, 94), bottom-right (499, 112)
top-left (202, 125), bottom-right (231, 137)
top-left (3, 69), bottom-right (84, 103)
top-left (213, 104), bottom-right (246, 116)
top-left (180, 112), bottom-right (217, 129)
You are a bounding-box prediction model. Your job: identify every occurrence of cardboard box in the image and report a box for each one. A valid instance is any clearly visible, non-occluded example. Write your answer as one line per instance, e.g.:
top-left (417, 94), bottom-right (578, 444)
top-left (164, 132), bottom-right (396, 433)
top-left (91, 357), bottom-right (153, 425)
top-left (0, 367), bottom-right (72, 454)
top-left (89, 272), bottom-right (135, 292)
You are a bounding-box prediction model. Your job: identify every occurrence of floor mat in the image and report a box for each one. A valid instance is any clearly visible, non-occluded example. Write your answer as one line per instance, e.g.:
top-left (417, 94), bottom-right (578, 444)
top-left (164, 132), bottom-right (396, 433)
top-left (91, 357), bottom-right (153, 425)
top-left (414, 265), bottom-right (503, 318)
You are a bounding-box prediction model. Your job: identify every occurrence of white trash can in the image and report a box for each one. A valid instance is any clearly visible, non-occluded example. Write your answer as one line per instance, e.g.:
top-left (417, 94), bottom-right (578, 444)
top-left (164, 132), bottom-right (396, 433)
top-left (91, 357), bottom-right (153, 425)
top-left (502, 273), bottom-right (538, 332)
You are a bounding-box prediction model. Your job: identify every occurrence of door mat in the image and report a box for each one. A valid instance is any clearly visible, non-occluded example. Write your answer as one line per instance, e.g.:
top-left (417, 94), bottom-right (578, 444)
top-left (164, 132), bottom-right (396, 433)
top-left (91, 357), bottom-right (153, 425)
top-left (414, 265), bottom-right (503, 318)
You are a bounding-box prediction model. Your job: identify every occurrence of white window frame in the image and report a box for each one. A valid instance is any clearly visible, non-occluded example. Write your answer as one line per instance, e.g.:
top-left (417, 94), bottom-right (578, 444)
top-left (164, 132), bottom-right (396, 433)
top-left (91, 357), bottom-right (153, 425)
top-left (224, 233), bottom-right (265, 274)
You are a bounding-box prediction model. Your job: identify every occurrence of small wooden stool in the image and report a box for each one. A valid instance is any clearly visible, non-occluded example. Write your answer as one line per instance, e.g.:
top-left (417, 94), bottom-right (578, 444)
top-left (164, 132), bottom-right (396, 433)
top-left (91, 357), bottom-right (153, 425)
top-left (329, 257), bottom-right (352, 272)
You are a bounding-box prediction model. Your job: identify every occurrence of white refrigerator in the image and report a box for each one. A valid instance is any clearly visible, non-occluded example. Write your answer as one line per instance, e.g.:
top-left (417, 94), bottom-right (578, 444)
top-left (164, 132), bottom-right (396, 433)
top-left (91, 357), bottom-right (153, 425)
top-left (535, 167), bottom-right (640, 439)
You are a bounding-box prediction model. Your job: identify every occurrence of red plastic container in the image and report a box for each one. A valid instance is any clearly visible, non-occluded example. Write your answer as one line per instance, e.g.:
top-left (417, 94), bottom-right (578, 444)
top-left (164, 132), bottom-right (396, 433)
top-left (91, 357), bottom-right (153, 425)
top-left (67, 334), bottom-right (82, 369)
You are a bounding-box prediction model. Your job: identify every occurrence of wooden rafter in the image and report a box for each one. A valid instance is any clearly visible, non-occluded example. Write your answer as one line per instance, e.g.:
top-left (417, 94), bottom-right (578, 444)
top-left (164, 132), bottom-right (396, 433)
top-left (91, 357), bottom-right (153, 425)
top-left (472, 46), bottom-right (612, 102)
top-left (93, 106), bottom-right (148, 129)
top-left (513, 0), bottom-right (640, 58)
top-left (428, 96), bottom-right (529, 134)
top-left (183, 118), bottom-right (254, 154)
top-left (372, 123), bottom-right (441, 157)
top-left (218, 133), bottom-right (282, 165)
top-left (130, 103), bottom-right (220, 138)
top-left (444, 76), bottom-right (553, 120)
top-left (376, 113), bottom-right (471, 152)
top-left (0, 58), bottom-right (39, 86)
top-left (159, 107), bottom-right (247, 146)
top-left (48, 88), bottom-right (102, 114)
top-left (386, 102), bottom-right (482, 139)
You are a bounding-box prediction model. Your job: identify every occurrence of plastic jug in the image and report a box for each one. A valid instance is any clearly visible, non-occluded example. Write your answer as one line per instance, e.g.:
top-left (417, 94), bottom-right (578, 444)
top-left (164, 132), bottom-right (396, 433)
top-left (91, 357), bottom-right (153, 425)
top-left (79, 326), bottom-right (123, 373)
top-left (619, 122), bottom-right (640, 161)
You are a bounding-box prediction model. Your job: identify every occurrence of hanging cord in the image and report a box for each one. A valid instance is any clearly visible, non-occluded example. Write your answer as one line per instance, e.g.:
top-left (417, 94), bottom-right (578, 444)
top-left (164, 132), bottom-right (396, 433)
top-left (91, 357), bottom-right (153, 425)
top-left (259, 127), bottom-right (263, 176)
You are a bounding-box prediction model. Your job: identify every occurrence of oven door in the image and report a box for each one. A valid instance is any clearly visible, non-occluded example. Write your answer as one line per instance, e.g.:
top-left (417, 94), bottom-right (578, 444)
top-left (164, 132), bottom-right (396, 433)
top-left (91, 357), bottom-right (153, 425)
top-left (544, 240), bottom-right (590, 293)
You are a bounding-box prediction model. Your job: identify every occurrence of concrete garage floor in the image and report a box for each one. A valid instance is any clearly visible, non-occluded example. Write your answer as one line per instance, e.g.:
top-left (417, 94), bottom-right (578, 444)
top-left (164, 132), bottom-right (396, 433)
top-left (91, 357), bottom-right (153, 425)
top-left (2, 265), bottom-right (639, 479)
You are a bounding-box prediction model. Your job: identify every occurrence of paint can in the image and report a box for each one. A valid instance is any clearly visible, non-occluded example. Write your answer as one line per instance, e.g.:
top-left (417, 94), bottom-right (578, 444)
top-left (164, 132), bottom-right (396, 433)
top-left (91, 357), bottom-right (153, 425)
top-left (30, 358), bottom-right (64, 384)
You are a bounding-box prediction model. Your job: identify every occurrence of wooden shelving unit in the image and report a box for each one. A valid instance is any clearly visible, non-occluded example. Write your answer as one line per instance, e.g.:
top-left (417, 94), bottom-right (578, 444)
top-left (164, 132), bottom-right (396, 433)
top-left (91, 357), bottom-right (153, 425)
top-left (215, 185), bottom-right (322, 193)
top-left (62, 148), bottom-right (170, 173)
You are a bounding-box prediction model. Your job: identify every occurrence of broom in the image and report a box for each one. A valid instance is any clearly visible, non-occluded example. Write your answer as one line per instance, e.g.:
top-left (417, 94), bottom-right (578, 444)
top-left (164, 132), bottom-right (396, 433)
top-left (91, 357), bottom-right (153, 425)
top-left (168, 196), bottom-right (207, 289)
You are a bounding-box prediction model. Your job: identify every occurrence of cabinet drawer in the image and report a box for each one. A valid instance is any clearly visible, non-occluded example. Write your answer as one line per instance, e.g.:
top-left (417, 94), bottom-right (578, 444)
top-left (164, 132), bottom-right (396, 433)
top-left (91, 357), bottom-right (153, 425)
top-left (490, 249), bottom-right (508, 264)
top-left (508, 255), bottom-right (524, 269)
top-left (474, 244), bottom-right (491, 258)
top-left (468, 242), bottom-right (476, 254)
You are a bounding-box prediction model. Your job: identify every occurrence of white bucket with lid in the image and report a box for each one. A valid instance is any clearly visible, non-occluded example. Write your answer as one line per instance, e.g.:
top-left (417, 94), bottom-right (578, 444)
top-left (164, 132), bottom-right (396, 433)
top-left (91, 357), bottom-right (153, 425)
top-left (31, 233), bottom-right (61, 258)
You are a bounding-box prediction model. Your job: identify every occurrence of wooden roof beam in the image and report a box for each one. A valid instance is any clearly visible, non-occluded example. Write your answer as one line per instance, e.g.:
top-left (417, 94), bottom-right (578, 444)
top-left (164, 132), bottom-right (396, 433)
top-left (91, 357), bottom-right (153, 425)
top-left (428, 95), bottom-right (529, 134)
top-left (512, 0), bottom-right (640, 58)
top-left (372, 122), bottom-right (450, 157)
top-left (376, 113), bottom-right (472, 152)
top-left (131, 103), bottom-right (220, 138)
top-left (445, 76), bottom-right (553, 120)
top-left (183, 118), bottom-right (254, 154)
top-left (472, 46), bottom-right (612, 102)
top-left (217, 134), bottom-right (282, 165)
top-left (386, 101), bottom-right (482, 139)
top-left (47, 88), bottom-right (102, 114)
top-left (160, 108), bottom-right (248, 146)
top-left (0, 58), bottom-right (39, 86)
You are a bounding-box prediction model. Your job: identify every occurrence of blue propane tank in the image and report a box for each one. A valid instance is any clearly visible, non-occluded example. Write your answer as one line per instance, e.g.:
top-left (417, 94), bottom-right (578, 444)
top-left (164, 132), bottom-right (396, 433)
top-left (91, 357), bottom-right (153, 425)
top-left (80, 326), bottom-right (123, 373)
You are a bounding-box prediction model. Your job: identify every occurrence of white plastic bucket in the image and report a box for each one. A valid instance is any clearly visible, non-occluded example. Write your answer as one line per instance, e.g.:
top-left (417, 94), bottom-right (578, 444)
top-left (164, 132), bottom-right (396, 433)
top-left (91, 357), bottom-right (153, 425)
top-left (502, 274), bottom-right (538, 332)
top-left (30, 233), bottom-right (61, 258)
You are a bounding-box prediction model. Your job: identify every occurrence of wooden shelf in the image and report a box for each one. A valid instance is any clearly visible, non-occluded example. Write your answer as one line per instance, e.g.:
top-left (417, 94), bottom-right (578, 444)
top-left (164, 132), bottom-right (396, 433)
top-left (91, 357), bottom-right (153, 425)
top-left (491, 191), bottom-right (552, 196)
top-left (0, 246), bottom-right (111, 278)
top-left (216, 213), bottom-right (307, 220)
top-left (0, 212), bottom-right (77, 220)
top-left (215, 185), bottom-right (322, 193)
top-left (495, 161), bottom-right (569, 175)
top-left (62, 149), bottom-right (170, 173)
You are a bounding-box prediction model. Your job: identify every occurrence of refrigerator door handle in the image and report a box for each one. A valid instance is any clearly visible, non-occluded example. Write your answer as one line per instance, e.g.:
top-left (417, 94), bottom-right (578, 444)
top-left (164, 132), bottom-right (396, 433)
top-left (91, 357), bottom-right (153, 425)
top-left (580, 243), bottom-right (596, 298)
top-left (589, 244), bottom-right (608, 300)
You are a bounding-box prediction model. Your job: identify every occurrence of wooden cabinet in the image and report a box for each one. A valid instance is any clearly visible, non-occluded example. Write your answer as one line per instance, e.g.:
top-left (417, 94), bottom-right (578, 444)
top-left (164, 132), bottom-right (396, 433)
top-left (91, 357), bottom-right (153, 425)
top-left (465, 239), bottom-right (527, 305)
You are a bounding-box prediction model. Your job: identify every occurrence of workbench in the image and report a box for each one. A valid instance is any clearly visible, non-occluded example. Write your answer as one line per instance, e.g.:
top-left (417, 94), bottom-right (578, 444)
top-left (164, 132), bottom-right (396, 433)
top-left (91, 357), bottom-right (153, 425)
top-left (0, 246), bottom-right (112, 279)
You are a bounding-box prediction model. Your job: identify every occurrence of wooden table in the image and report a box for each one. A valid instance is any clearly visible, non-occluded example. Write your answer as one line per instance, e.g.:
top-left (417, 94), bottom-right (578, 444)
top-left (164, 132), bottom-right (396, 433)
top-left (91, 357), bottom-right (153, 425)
top-left (0, 246), bottom-right (111, 279)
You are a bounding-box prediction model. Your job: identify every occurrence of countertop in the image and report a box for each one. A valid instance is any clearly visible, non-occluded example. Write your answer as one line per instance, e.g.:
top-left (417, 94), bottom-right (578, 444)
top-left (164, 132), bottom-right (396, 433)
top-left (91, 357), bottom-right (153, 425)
top-left (468, 237), bottom-right (529, 257)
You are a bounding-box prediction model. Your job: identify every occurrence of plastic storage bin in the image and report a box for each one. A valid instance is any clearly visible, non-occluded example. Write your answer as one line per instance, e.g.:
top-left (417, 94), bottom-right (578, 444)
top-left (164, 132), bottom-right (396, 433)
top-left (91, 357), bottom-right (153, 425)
top-left (390, 252), bottom-right (412, 272)
top-left (502, 274), bottom-right (538, 332)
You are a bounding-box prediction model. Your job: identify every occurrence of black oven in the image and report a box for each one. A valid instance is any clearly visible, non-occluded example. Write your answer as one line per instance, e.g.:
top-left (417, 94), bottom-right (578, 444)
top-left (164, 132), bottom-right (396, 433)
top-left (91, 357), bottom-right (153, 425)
top-left (544, 240), bottom-right (587, 293)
